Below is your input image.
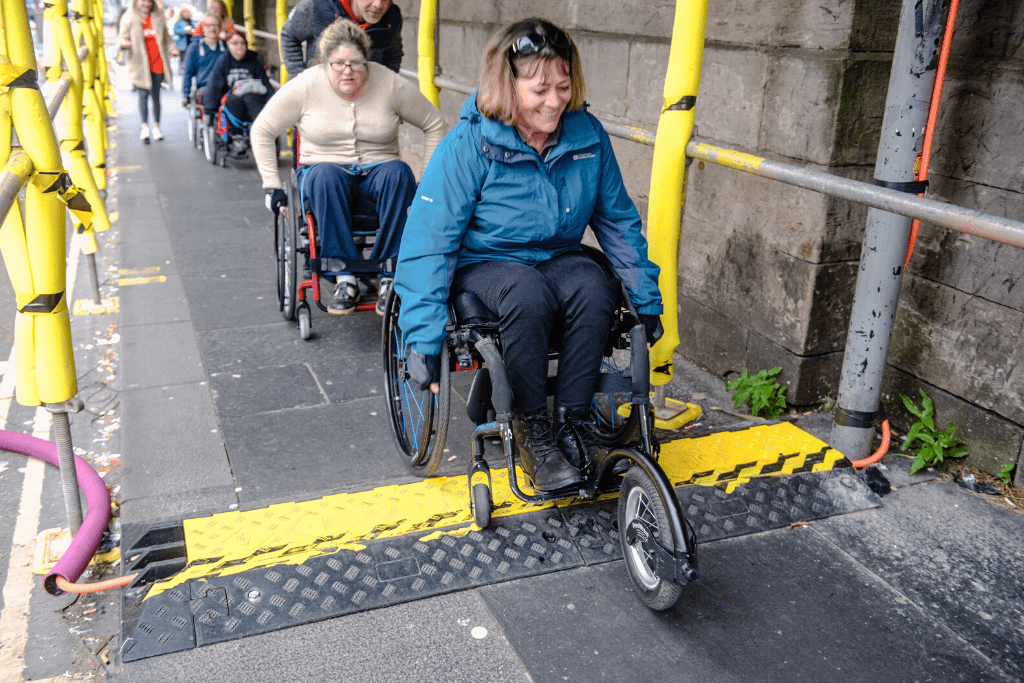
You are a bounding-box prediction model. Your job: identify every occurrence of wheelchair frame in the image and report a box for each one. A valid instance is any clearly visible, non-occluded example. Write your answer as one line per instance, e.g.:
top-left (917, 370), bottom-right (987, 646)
top-left (186, 78), bottom-right (203, 151)
top-left (380, 248), bottom-right (699, 610)
top-left (275, 129), bottom-right (393, 339)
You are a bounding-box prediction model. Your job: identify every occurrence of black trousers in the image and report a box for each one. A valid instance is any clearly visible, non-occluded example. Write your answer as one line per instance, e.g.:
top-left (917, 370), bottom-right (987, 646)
top-left (451, 251), bottom-right (616, 416)
top-left (224, 92), bottom-right (269, 133)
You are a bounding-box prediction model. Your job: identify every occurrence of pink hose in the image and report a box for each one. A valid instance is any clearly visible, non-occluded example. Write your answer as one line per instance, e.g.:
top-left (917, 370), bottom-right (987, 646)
top-left (0, 429), bottom-right (111, 596)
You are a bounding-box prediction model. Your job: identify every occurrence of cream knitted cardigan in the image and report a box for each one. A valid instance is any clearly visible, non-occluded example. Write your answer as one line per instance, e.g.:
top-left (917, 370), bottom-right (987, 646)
top-left (252, 62), bottom-right (446, 190)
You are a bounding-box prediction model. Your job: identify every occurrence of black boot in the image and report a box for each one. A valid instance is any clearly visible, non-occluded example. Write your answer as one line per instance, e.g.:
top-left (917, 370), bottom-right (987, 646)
top-left (515, 410), bottom-right (584, 492)
top-left (555, 406), bottom-right (604, 469)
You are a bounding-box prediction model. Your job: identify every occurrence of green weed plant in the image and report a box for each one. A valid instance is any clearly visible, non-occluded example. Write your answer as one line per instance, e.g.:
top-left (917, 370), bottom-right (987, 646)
top-left (901, 390), bottom-right (969, 474)
top-left (996, 462), bottom-right (1015, 485)
top-left (726, 367), bottom-right (787, 419)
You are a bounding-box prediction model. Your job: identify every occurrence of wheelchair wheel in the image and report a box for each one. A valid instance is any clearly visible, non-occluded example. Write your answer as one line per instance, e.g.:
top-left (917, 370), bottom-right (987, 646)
top-left (204, 126), bottom-right (218, 164)
top-left (472, 483), bottom-right (491, 528)
top-left (618, 467), bottom-right (684, 611)
top-left (277, 182), bottom-right (298, 321)
top-left (298, 305), bottom-right (311, 340)
top-left (382, 288), bottom-right (450, 477)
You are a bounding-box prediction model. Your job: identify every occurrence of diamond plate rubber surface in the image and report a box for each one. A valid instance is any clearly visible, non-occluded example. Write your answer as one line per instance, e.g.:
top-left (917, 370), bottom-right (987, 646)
top-left (121, 468), bottom-right (879, 662)
top-left (123, 510), bottom-right (580, 661)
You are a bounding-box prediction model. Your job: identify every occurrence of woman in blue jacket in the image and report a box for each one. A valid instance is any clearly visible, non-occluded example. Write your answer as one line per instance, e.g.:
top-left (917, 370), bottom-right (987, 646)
top-left (394, 18), bottom-right (663, 493)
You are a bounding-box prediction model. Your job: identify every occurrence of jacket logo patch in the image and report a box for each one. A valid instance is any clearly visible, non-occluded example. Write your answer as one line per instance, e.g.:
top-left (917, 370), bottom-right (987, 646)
top-left (573, 153), bottom-right (596, 161)
top-left (420, 195), bottom-right (433, 203)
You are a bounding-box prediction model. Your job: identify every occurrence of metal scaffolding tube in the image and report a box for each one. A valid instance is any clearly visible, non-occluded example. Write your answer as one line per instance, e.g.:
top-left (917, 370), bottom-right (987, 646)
top-left (686, 139), bottom-right (1024, 250)
top-left (829, 0), bottom-right (947, 460)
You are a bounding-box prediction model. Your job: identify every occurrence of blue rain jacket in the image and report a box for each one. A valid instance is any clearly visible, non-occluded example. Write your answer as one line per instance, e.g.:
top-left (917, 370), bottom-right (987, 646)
top-left (394, 94), bottom-right (662, 356)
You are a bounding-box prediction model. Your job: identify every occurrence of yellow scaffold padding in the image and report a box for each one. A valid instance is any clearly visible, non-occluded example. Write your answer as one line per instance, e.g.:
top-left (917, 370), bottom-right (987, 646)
top-left (645, 0), bottom-right (710, 386)
top-left (2, 0), bottom-right (79, 406)
top-left (657, 421), bottom-right (847, 493)
top-left (145, 467), bottom-right (552, 600)
top-left (416, 0), bottom-right (440, 108)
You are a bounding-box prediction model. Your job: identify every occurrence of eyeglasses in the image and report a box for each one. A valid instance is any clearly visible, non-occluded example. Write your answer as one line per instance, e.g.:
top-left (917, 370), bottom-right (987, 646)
top-left (329, 60), bottom-right (368, 73)
top-left (508, 28), bottom-right (572, 62)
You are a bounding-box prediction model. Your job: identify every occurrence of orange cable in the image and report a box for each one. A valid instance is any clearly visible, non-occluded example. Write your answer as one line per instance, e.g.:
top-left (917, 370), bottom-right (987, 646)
top-left (850, 419), bottom-right (891, 469)
top-left (905, 0), bottom-right (960, 269)
top-left (55, 573), bottom-right (138, 594)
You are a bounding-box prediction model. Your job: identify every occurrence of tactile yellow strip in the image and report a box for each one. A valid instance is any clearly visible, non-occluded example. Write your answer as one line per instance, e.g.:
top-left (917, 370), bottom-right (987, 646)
top-left (658, 421), bottom-right (846, 493)
top-left (146, 422), bottom-right (844, 599)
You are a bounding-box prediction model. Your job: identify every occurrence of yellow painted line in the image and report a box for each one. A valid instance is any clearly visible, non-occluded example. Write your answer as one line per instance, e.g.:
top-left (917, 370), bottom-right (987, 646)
top-left (117, 276), bottom-right (166, 286)
top-left (108, 211), bottom-right (118, 223)
top-left (144, 422), bottom-right (845, 600)
top-left (73, 297), bottom-right (119, 315)
top-left (110, 165), bottom-right (141, 174)
top-left (117, 266), bottom-right (161, 275)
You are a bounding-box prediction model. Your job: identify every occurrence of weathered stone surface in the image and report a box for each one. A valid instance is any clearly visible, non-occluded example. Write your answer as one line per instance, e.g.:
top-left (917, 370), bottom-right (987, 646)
top-left (930, 67), bottom-right (1024, 194)
top-left (623, 40), bottom-right (670, 127)
top-left (691, 46), bottom-right (768, 151)
top-left (849, 0), bottom-right (900, 52)
top-left (760, 53), bottom-right (844, 165)
top-left (683, 159), bottom-right (856, 266)
top-left (704, 0), bottom-right (855, 50)
top-left (676, 295), bottom-right (748, 377)
top-left (881, 367), bottom-right (1024, 476)
top-left (575, 33), bottom-right (631, 119)
top-left (830, 56), bottom-right (890, 166)
top-left (436, 24), bottom-right (492, 85)
top-left (889, 274), bottom-right (1024, 426)
top-left (679, 208), bottom-right (856, 354)
top-left (949, 0), bottom-right (1024, 62)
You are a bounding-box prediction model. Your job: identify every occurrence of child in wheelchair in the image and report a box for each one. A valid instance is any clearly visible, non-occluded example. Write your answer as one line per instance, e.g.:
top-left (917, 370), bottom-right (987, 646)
top-left (252, 20), bottom-right (445, 315)
top-left (202, 28), bottom-right (272, 159)
top-left (394, 18), bottom-right (663, 493)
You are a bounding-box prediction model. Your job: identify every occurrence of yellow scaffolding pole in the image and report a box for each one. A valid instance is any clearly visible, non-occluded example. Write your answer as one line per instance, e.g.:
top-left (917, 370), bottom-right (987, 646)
top-left (243, 0), bottom-right (255, 49)
top-left (0, 0), bottom-right (81, 407)
top-left (416, 0), bottom-right (440, 107)
top-left (276, 0), bottom-right (288, 85)
top-left (646, 0), bottom-right (709, 388)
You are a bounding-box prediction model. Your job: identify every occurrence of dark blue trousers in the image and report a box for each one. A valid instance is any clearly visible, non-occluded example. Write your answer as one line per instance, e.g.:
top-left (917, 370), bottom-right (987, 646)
top-left (300, 160), bottom-right (416, 268)
top-left (451, 252), bottom-right (617, 415)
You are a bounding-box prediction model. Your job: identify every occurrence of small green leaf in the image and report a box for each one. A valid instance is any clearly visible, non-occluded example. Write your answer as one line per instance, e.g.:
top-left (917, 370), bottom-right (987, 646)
top-left (909, 454), bottom-right (928, 474)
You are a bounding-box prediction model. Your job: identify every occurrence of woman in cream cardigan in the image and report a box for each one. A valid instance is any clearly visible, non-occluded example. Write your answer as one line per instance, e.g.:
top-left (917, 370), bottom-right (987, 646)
top-left (252, 19), bottom-right (445, 315)
top-left (118, 0), bottom-right (179, 142)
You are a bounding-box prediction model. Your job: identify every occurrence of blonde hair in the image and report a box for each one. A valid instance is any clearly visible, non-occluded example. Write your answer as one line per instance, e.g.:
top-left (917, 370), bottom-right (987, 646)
top-left (477, 18), bottom-right (585, 125)
top-left (317, 19), bottom-right (371, 65)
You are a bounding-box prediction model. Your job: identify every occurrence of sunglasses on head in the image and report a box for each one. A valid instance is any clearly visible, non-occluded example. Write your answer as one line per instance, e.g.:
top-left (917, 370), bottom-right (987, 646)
top-left (508, 26), bottom-right (572, 63)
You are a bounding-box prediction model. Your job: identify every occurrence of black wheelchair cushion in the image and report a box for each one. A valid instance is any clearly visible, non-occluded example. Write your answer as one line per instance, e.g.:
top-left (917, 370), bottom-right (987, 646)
top-left (452, 292), bottom-right (498, 326)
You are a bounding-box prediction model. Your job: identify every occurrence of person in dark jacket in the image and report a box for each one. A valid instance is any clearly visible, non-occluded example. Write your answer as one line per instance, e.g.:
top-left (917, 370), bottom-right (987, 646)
top-left (394, 18), bottom-right (664, 493)
top-left (279, 0), bottom-right (401, 76)
top-left (180, 13), bottom-right (227, 107)
top-left (202, 29), bottom-right (273, 155)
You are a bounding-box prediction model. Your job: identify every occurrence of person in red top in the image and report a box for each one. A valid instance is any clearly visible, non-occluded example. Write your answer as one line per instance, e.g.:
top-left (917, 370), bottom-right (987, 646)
top-left (119, 0), bottom-right (179, 142)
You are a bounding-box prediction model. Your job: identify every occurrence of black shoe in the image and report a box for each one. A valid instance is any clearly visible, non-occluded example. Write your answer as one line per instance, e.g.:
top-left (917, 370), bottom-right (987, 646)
top-left (555, 406), bottom-right (604, 469)
top-left (515, 410), bottom-right (584, 493)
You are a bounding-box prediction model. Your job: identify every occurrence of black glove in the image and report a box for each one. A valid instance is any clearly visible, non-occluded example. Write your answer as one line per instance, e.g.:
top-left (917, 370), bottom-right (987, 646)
top-left (265, 188), bottom-right (288, 215)
top-left (639, 314), bottom-right (663, 346)
top-left (203, 114), bottom-right (213, 126)
top-left (182, 97), bottom-right (190, 108)
top-left (406, 352), bottom-right (439, 391)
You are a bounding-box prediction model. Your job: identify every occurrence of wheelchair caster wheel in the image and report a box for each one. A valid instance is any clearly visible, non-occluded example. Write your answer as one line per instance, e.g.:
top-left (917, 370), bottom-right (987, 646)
top-left (618, 467), bottom-right (683, 611)
top-left (472, 482), bottom-right (491, 529)
top-left (298, 306), bottom-right (311, 340)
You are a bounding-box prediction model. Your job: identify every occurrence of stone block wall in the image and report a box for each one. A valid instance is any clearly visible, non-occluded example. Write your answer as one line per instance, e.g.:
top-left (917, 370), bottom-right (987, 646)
top-left (250, 0), bottom-right (1024, 480)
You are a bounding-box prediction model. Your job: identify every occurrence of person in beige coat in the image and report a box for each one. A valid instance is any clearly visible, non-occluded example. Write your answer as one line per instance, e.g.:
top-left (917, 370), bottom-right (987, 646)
top-left (119, 0), bottom-right (179, 142)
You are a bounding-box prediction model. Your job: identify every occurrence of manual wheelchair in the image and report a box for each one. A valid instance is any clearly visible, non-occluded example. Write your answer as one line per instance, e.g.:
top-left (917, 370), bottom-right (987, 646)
top-left (275, 131), bottom-right (390, 339)
top-left (203, 93), bottom-right (252, 167)
top-left (380, 246), bottom-right (698, 611)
